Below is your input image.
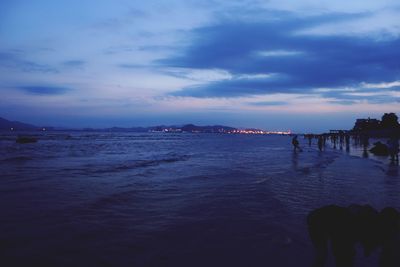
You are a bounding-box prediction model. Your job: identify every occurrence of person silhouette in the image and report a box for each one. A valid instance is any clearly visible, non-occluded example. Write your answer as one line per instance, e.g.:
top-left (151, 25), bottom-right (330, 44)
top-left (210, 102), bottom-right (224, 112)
top-left (318, 136), bottom-right (323, 151)
top-left (345, 134), bottom-right (350, 152)
top-left (362, 134), bottom-right (370, 152)
top-left (292, 135), bottom-right (301, 152)
top-left (387, 135), bottom-right (399, 164)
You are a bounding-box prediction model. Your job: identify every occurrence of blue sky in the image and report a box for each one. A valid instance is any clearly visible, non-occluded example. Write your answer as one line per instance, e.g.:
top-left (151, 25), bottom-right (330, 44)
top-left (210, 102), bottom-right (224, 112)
top-left (1, 0), bottom-right (399, 132)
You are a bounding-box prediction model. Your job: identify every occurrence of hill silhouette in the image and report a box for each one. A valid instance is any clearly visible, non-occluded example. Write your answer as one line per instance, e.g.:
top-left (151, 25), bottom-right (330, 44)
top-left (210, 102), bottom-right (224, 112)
top-left (0, 117), bottom-right (37, 130)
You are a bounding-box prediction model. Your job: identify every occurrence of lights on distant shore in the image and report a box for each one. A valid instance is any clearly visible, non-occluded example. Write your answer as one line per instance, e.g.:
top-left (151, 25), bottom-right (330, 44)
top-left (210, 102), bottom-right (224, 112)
top-left (149, 128), bottom-right (291, 135)
top-left (229, 129), bottom-right (292, 135)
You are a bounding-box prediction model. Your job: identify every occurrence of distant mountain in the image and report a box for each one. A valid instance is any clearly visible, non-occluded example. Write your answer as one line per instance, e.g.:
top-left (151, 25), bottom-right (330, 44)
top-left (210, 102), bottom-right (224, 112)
top-left (0, 117), bottom-right (38, 130)
top-left (0, 117), bottom-right (272, 134)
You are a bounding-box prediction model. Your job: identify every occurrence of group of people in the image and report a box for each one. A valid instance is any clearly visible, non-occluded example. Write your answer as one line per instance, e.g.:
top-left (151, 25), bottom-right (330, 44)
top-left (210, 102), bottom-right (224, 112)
top-left (291, 133), bottom-right (399, 164)
top-left (293, 133), bottom-right (348, 152)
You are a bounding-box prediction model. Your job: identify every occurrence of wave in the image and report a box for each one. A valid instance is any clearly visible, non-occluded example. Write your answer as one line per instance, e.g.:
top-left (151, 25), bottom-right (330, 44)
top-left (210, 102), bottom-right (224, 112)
top-left (1, 156), bottom-right (33, 162)
top-left (115, 156), bottom-right (190, 170)
top-left (93, 155), bottom-right (191, 173)
top-left (89, 191), bottom-right (136, 209)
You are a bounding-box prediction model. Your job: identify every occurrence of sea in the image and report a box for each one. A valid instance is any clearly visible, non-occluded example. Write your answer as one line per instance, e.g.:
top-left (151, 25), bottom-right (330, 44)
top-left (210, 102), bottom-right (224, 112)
top-left (0, 132), bottom-right (399, 267)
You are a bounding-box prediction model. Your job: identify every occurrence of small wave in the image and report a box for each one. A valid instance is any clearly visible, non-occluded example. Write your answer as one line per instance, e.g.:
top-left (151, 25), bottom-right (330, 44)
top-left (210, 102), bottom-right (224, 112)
top-left (89, 191), bottom-right (135, 209)
top-left (93, 155), bottom-right (190, 173)
top-left (253, 177), bottom-right (270, 184)
top-left (1, 156), bottom-right (33, 162)
top-left (116, 155), bottom-right (190, 170)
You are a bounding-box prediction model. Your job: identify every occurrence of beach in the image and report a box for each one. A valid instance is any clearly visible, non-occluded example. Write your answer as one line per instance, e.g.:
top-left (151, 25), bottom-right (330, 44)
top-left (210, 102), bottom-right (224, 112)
top-left (0, 132), bottom-right (399, 267)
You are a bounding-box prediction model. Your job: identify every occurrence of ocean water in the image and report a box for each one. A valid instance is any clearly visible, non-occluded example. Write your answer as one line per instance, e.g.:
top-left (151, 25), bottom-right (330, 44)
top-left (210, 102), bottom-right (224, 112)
top-left (0, 132), bottom-right (399, 267)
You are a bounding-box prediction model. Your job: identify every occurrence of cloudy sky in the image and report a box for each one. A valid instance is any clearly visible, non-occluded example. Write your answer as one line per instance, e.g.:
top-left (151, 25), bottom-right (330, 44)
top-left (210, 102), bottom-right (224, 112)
top-left (1, 0), bottom-right (399, 131)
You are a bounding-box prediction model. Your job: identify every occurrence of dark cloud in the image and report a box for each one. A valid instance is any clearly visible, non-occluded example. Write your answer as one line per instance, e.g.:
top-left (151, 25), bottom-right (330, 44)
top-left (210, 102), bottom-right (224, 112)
top-left (387, 86), bottom-right (400, 92)
top-left (107, 44), bottom-right (174, 56)
top-left (159, 13), bottom-right (400, 101)
top-left (104, 46), bottom-right (135, 55)
top-left (93, 8), bottom-right (147, 32)
top-left (170, 75), bottom-right (295, 97)
top-left (137, 44), bottom-right (175, 52)
top-left (17, 86), bottom-right (71, 95)
top-left (118, 63), bottom-right (144, 69)
top-left (0, 51), bottom-right (57, 73)
top-left (62, 60), bottom-right (85, 67)
top-left (127, 7), bottom-right (147, 18)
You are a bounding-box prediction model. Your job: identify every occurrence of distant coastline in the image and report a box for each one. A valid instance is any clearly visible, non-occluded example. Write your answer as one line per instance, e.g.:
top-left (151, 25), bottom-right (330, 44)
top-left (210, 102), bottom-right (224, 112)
top-left (2, 112), bottom-right (399, 137)
top-left (0, 117), bottom-right (291, 135)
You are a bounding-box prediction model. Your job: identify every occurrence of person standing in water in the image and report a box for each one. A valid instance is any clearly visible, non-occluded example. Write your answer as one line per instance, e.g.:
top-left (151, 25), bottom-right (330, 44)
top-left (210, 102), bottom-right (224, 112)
top-left (345, 134), bottom-right (350, 152)
top-left (318, 136), bottom-right (323, 151)
top-left (308, 135), bottom-right (313, 146)
top-left (292, 135), bottom-right (301, 152)
top-left (362, 134), bottom-right (369, 152)
top-left (387, 134), bottom-right (399, 163)
top-left (332, 135), bottom-right (337, 149)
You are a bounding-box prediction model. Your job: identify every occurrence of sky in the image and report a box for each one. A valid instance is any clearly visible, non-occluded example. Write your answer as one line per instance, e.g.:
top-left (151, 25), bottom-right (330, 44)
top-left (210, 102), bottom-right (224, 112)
top-left (0, 0), bottom-right (399, 132)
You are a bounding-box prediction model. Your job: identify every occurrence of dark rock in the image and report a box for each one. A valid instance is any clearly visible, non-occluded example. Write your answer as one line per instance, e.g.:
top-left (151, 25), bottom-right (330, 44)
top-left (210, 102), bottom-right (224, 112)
top-left (369, 141), bottom-right (389, 156)
top-left (16, 136), bottom-right (38, 144)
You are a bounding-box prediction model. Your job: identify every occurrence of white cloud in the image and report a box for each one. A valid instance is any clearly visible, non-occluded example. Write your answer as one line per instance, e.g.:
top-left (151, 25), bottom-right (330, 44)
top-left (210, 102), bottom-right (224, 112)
top-left (361, 80), bottom-right (400, 89)
top-left (163, 68), bottom-right (232, 82)
top-left (256, 50), bottom-right (304, 57)
top-left (297, 9), bottom-right (400, 38)
top-left (236, 73), bottom-right (274, 79)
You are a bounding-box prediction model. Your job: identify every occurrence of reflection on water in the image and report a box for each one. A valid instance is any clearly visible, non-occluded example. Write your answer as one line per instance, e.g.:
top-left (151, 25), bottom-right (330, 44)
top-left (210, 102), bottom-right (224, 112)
top-left (0, 132), bottom-right (399, 266)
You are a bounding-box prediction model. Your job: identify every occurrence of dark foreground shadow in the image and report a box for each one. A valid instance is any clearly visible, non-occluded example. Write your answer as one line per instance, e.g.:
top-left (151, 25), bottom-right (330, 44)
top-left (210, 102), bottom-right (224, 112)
top-left (307, 205), bottom-right (400, 267)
